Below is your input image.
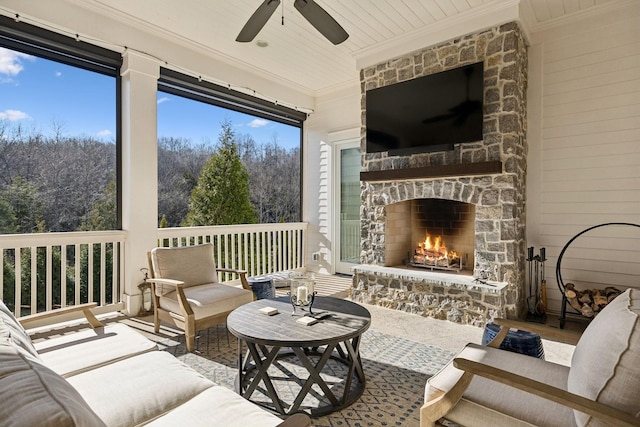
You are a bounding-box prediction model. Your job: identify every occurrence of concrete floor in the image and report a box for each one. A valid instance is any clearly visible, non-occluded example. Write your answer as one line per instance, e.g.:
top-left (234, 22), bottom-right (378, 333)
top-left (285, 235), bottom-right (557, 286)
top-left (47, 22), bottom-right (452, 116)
top-left (311, 273), bottom-right (579, 366)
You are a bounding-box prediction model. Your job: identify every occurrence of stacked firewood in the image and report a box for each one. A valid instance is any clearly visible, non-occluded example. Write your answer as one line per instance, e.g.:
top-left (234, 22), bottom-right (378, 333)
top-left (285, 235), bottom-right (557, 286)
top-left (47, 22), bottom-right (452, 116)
top-left (564, 283), bottom-right (623, 318)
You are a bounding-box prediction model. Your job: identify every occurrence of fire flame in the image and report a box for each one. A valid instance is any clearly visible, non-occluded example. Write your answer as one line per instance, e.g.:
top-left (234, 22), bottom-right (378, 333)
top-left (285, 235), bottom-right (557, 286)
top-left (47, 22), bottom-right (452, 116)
top-left (416, 232), bottom-right (459, 260)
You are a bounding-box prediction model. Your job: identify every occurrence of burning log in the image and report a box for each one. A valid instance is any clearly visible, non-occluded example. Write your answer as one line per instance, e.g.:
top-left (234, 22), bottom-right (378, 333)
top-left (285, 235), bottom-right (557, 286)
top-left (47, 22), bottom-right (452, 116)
top-left (564, 283), bottom-right (623, 318)
top-left (411, 232), bottom-right (462, 270)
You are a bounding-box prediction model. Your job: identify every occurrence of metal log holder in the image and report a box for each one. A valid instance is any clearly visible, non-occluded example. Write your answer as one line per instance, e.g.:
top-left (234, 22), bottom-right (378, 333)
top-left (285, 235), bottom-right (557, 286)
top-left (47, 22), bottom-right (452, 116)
top-left (556, 222), bottom-right (640, 329)
top-left (408, 252), bottom-right (468, 273)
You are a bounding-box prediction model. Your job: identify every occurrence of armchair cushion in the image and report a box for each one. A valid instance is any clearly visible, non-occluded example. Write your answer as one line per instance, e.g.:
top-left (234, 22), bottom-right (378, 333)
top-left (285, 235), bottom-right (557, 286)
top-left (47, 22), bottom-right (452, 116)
top-left (567, 288), bottom-right (640, 427)
top-left (159, 282), bottom-right (254, 320)
top-left (425, 343), bottom-right (573, 427)
top-left (150, 244), bottom-right (219, 295)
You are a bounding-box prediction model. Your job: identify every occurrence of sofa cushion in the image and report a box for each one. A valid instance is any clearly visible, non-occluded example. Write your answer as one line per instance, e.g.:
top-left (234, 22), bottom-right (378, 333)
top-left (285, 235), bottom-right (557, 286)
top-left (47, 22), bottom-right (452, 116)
top-left (0, 342), bottom-right (105, 427)
top-left (151, 244), bottom-right (219, 293)
top-left (146, 385), bottom-right (285, 427)
top-left (567, 288), bottom-right (640, 427)
top-left (67, 350), bottom-right (214, 427)
top-left (158, 282), bottom-right (254, 320)
top-left (0, 299), bottom-right (39, 360)
top-left (34, 323), bottom-right (158, 377)
top-left (425, 343), bottom-right (574, 427)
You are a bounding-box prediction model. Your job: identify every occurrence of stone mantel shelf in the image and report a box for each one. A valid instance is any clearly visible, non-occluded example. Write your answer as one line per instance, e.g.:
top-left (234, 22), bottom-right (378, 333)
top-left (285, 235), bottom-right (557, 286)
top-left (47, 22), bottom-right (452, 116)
top-left (360, 160), bottom-right (503, 182)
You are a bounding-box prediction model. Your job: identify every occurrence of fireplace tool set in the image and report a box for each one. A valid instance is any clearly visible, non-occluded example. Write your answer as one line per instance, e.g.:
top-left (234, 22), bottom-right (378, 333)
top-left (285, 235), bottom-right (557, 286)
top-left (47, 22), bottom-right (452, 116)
top-left (526, 247), bottom-right (547, 323)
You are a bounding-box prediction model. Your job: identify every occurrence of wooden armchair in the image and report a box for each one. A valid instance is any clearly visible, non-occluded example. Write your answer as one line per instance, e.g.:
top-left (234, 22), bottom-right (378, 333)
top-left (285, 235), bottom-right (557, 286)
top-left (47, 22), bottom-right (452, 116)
top-left (147, 243), bottom-right (255, 352)
top-left (421, 289), bottom-right (640, 427)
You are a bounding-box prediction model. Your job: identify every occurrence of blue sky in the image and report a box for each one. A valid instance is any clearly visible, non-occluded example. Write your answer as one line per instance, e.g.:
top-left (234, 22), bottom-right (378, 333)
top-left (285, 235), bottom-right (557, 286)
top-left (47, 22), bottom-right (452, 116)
top-left (0, 47), bottom-right (300, 150)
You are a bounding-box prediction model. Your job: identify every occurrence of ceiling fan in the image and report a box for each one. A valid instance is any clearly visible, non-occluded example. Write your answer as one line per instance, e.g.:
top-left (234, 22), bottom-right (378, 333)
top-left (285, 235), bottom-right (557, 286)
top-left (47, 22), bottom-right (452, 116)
top-left (236, 0), bottom-right (349, 45)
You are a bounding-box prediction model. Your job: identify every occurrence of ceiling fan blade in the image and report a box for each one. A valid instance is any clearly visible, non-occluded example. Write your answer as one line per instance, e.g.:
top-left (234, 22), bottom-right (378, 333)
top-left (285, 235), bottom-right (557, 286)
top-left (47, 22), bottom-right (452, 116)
top-left (294, 0), bottom-right (348, 45)
top-left (236, 0), bottom-right (281, 43)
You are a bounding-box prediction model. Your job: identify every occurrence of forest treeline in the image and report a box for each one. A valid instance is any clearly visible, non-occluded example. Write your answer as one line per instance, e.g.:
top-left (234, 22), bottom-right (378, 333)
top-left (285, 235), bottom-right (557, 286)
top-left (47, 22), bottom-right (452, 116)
top-left (0, 120), bottom-right (300, 235)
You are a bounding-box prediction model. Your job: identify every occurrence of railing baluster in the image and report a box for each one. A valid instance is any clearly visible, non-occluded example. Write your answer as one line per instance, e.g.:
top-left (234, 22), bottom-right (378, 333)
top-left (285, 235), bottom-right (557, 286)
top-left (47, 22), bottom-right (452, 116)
top-left (46, 246), bottom-right (52, 311)
top-left (74, 244), bottom-right (81, 305)
top-left (100, 242), bottom-right (106, 306)
top-left (233, 232), bottom-right (238, 273)
top-left (30, 246), bottom-right (37, 315)
top-left (15, 249), bottom-right (21, 317)
top-left (243, 232), bottom-right (249, 276)
top-left (88, 243), bottom-right (94, 304)
top-left (117, 242), bottom-right (124, 305)
top-left (61, 245), bottom-right (67, 308)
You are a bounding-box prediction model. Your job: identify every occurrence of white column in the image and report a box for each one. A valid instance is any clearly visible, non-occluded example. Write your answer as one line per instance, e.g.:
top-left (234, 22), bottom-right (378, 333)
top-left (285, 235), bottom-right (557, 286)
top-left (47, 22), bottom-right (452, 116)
top-left (120, 51), bottom-right (159, 315)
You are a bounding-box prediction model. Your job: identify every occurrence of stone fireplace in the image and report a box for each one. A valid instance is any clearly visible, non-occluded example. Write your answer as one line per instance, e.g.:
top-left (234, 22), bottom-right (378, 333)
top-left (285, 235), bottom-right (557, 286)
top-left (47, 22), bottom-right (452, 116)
top-left (351, 22), bottom-right (528, 326)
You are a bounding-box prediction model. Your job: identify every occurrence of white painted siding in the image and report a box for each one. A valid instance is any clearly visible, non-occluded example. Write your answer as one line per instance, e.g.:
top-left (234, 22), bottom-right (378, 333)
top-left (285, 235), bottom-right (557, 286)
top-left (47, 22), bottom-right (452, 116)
top-left (528, 2), bottom-right (640, 315)
top-left (304, 86), bottom-right (361, 274)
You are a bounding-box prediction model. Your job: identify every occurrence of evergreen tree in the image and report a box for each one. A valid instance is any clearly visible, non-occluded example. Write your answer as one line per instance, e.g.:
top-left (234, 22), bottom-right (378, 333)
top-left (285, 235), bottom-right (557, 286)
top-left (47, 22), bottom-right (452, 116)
top-left (79, 180), bottom-right (117, 231)
top-left (0, 198), bottom-right (17, 234)
top-left (2, 176), bottom-right (44, 233)
top-left (184, 121), bottom-right (257, 226)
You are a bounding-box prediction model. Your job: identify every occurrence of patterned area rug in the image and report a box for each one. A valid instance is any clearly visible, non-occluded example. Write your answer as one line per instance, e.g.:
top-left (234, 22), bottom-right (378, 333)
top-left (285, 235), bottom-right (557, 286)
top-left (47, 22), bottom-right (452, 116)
top-left (154, 325), bottom-right (455, 427)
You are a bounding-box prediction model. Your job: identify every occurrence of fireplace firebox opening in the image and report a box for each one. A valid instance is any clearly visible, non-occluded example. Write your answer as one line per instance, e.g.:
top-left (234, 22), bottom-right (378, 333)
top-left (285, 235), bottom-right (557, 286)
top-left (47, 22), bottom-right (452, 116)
top-left (385, 199), bottom-right (475, 274)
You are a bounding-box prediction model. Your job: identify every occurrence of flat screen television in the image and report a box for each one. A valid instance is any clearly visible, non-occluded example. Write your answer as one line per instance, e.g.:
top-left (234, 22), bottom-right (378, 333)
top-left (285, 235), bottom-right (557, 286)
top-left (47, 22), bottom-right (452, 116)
top-left (366, 62), bottom-right (484, 156)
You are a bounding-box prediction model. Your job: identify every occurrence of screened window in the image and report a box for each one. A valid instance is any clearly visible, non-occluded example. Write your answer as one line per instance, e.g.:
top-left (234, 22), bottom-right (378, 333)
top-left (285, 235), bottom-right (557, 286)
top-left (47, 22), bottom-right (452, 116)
top-left (157, 69), bottom-right (304, 227)
top-left (0, 16), bottom-right (121, 233)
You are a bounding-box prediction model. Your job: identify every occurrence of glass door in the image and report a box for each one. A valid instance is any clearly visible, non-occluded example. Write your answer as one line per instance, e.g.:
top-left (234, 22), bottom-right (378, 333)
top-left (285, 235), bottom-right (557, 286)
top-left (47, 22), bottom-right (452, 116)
top-left (335, 144), bottom-right (361, 274)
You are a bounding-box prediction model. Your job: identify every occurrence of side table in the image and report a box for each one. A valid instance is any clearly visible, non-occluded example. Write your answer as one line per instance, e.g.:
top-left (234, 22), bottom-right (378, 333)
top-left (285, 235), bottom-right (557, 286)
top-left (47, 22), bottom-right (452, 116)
top-left (227, 296), bottom-right (371, 417)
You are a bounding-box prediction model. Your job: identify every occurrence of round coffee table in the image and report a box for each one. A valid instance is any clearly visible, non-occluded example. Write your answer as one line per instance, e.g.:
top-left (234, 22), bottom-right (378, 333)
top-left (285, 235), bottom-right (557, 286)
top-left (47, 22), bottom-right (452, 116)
top-left (227, 296), bottom-right (371, 417)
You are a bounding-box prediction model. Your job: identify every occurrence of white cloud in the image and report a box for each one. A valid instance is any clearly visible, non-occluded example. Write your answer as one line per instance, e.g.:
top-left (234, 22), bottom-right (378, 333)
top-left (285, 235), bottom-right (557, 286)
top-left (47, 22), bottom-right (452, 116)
top-left (0, 47), bottom-right (35, 77)
top-left (96, 129), bottom-right (112, 137)
top-left (247, 118), bottom-right (269, 128)
top-left (157, 97), bottom-right (170, 105)
top-left (0, 109), bottom-right (30, 121)
top-left (55, 71), bottom-right (62, 77)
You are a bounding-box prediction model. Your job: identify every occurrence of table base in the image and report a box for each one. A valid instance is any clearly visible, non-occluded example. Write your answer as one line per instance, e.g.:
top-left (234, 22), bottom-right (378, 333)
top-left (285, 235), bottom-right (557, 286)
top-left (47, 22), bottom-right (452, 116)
top-left (235, 337), bottom-right (366, 417)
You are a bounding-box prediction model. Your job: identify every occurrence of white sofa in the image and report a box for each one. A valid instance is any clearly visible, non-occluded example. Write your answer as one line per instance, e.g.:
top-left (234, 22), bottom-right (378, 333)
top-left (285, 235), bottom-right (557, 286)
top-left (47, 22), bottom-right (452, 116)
top-left (0, 300), bottom-right (310, 427)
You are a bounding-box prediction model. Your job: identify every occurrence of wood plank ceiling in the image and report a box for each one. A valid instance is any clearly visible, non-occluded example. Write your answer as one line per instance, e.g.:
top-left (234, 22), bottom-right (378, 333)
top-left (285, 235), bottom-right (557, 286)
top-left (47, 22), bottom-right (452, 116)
top-left (71, 0), bottom-right (618, 95)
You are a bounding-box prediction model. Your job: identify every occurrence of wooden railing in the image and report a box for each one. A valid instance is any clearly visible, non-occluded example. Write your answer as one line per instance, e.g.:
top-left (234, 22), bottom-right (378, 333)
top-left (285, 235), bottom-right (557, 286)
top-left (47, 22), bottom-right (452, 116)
top-left (0, 231), bottom-right (125, 317)
top-left (0, 223), bottom-right (308, 317)
top-left (156, 222), bottom-right (308, 280)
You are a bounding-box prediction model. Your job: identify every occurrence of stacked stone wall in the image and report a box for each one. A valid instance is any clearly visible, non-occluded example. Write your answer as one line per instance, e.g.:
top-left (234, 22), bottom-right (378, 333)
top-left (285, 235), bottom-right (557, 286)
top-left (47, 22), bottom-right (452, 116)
top-left (351, 267), bottom-right (506, 327)
top-left (356, 22), bottom-right (528, 322)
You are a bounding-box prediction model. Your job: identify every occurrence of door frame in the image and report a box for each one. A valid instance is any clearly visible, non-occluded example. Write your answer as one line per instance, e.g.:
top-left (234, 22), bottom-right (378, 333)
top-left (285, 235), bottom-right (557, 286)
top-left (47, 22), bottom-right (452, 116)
top-left (332, 137), bottom-right (361, 275)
